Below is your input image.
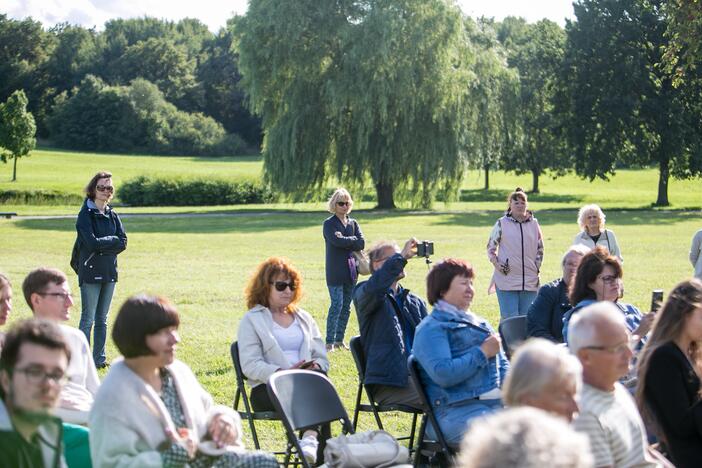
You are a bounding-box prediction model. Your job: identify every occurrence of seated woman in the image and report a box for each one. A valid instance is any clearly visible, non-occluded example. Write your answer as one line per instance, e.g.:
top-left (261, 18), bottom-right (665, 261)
top-left (89, 294), bottom-right (278, 468)
top-left (502, 338), bottom-right (581, 422)
top-left (413, 258), bottom-right (509, 445)
top-left (637, 279), bottom-right (702, 468)
top-left (238, 257), bottom-right (329, 464)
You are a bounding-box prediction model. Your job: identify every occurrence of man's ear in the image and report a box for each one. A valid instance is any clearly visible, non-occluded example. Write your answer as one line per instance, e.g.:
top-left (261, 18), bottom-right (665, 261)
top-left (29, 292), bottom-right (42, 311)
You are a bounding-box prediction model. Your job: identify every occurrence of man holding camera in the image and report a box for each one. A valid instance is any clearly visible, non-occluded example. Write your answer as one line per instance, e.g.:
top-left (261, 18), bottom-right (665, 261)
top-left (353, 238), bottom-right (427, 408)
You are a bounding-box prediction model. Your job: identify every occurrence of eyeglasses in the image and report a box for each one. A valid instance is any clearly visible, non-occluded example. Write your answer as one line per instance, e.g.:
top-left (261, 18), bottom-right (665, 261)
top-left (96, 185), bottom-right (114, 193)
top-left (14, 366), bottom-right (67, 385)
top-left (583, 337), bottom-right (637, 354)
top-left (598, 275), bottom-right (620, 285)
top-left (336, 201), bottom-right (349, 207)
top-left (272, 281), bottom-right (296, 292)
top-left (38, 292), bottom-right (73, 301)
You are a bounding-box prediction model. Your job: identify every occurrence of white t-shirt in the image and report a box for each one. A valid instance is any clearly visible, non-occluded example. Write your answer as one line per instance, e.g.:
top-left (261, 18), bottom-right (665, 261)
top-left (271, 318), bottom-right (304, 366)
top-left (55, 324), bottom-right (100, 424)
top-left (573, 382), bottom-right (657, 468)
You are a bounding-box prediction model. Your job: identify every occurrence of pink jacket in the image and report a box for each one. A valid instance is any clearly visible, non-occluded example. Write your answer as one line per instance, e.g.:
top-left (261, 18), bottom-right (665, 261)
top-left (487, 214), bottom-right (544, 292)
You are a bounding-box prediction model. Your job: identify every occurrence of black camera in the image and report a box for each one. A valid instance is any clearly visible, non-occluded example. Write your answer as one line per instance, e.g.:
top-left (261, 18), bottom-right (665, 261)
top-left (417, 241), bottom-right (434, 258)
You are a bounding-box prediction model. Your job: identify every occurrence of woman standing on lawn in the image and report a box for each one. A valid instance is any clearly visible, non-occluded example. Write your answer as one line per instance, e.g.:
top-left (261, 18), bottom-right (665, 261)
top-left (573, 204), bottom-right (623, 262)
top-left (76, 171), bottom-right (127, 368)
top-left (322, 188), bottom-right (365, 351)
top-left (486, 188), bottom-right (544, 320)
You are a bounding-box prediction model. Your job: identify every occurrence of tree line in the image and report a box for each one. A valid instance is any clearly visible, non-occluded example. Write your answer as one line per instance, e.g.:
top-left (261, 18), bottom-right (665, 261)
top-left (1, 0), bottom-right (701, 206)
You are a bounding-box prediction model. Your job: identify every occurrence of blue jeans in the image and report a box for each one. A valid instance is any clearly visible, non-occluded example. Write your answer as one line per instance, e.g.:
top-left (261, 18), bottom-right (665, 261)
top-left (79, 282), bottom-right (116, 366)
top-left (429, 398), bottom-right (502, 445)
top-left (495, 288), bottom-right (537, 320)
top-left (326, 283), bottom-right (353, 344)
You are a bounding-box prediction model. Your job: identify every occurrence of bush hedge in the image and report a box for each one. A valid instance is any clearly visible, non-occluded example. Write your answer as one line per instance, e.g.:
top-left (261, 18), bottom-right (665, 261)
top-left (119, 176), bottom-right (276, 206)
top-left (0, 189), bottom-right (83, 205)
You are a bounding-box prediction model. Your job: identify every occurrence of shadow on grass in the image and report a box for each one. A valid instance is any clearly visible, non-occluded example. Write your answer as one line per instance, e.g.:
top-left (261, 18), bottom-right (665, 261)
top-left (457, 188), bottom-right (584, 204)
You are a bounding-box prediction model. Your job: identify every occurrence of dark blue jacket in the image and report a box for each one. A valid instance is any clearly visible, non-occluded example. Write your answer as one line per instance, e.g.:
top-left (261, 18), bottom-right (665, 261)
top-left (76, 199), bottom-right (127, 285)
top-left (323, 215), bottom-right (364, 286)
top-left (526, 278), bottom-right (571, 343)
top-left (353, 253), bottom-right (427, 387)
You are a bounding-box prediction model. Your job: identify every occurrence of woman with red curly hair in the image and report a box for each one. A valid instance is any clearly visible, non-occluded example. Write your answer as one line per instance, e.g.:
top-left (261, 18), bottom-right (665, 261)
top-left (237, 257), bottom-right (329, 463)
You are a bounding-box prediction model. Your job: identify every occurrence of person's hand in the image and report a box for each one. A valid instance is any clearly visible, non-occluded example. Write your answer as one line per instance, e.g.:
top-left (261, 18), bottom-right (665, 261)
top-left (497, 262), bottom-right (510, 275)
top-left (480, 334), bottom-right (501, 358)
top-left (401, 238), bottom-right (418, 259)
top-left (634, 312), bottom-right (655, 338)
top-left (165, 427), bottom-right (197, 459)
top-left (290, 360), bottom-right (307, 369)
top-left (334, 231), bottom-right (343, 238)
top-left (208, 413), bottom-right (238, 448)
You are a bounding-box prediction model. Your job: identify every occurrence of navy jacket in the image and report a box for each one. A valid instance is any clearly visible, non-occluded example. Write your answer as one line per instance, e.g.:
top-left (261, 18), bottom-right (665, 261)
top-left (323, 215), bottom-right (364, 286)
top-left (353, 253), bottom-right (427, 387)
top-left (526, 278), bottom-right (571, 343)
top-left (75, 199), bottom-right (127, 285)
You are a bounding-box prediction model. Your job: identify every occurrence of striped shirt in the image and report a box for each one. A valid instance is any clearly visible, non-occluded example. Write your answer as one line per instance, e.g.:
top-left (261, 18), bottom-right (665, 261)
top-left (573, 382), bottom-right (657, 468)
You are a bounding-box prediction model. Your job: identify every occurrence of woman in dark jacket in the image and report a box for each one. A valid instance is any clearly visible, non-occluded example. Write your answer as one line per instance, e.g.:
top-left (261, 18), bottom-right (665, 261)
top-left (322, 188), bottom-right (364, 351)
top-left (76, 171), bottom-right (127, 368)
top-left (637, 279), bottom-right (702, 468)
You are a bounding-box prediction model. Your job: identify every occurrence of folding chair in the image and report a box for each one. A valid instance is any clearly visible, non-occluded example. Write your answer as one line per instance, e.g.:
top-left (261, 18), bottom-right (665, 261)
top-left (230, 341), bottom-right (292, 463)
top-left (407, 355), bottom-right (457, 467)
top-left (349, 336), bottom-right (420, 449)
top-left (267, 370), bottom-right (354, 468)
top-left (498, 314), bottom-right (528, 359)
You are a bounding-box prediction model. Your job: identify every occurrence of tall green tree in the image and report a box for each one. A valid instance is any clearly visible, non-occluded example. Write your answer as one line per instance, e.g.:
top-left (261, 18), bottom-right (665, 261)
top-left (563, 0), bottom-right (702, 206)
top-left (661, 0), bottom-right (702, 86)
top-left (0, 90), bottom-right (36, 181)
top-left (236, 0), bottom-right (475, 208)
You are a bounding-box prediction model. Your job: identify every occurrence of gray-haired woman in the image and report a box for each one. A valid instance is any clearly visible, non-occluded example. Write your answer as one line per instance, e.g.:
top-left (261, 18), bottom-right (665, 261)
top-left (573, 204), bottom-right (622, 262)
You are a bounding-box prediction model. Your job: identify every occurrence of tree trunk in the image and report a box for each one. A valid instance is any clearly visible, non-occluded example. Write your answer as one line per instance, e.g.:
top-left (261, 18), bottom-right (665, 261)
top-left (12, 155), bottom-right (17, 182)
top-left (483, 165), bottom-right (490, 190)
top-left (375, 181), bottom-right (395, 209)
top-left (655, 157), bottom-right (670, 206)
top-left (531, 169), bottom-right (540, 193)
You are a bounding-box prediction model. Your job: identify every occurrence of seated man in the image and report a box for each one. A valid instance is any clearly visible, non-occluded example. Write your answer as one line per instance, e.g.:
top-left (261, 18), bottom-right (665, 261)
top-left (23, 267), bottom-right (98, 467)
top-left (568, 302), bottom-right (668, 468)
top-left (353, 238), bottom-right (427, 409)
top-left (0, 319), bottom-right (71, 468)
top-left (526, 245), bottom-right (588, 342)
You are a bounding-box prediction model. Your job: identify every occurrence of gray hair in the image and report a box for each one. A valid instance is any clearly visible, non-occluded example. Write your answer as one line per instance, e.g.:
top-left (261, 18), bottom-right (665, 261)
top-left (367, 241), bottom-right (399, 272)
top-left (456, 407), bottom-right (594, 468)
top-left (562, 244), bottom-right (590, 267)
top-left (577, 204), bottom-right (606, 232)
top-left (568, 301), bottom-right (626, 354)
top-left (327, 188), bottom-right (353, 214)
top-left (502, 338), bottom-right (582, 407)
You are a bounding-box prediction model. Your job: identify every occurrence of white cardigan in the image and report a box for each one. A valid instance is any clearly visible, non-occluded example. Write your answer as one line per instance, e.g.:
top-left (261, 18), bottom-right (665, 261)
top-left (88, 359), bottom-right (244, 468)
top-left (237, 304), bottom-right (329, 388)
top-left (573, 229), bottom-right (623, 262)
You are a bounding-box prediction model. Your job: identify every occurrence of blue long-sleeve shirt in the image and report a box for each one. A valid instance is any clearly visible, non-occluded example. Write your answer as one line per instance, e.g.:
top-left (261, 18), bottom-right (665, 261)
top-left (323, 215), bottom-right (364, 286)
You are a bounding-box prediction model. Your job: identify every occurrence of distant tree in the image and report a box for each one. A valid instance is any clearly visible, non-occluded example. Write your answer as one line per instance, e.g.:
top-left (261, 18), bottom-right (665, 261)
top-left (0, 90), bottom-right (36, 181)
top-left (237, 0), bottom-right (475, 208)
top-left (563, 0), bottom-right (702, 206)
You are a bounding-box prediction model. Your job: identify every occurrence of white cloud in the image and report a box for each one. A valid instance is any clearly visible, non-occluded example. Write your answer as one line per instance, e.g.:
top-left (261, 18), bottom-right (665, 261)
top-left (4, 0), bottom-right (574, 32)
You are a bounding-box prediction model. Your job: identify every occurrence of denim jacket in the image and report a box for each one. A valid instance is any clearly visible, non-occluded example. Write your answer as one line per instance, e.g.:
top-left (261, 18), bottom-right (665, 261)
top-left (413, 303), bottom-right (509, 408)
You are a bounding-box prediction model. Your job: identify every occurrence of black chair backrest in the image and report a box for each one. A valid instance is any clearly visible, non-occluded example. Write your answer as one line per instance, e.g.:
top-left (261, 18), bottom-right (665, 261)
top-left (498, 315), bottom-right (528, 357)
top-left (267, 370), bottom-right (353, 433)
top-left (407, 355), bottom-right (452, 450)
top-left (349, 335), bottom-right (366, 380)
top-left (230, 342), bottom-right (248, 384)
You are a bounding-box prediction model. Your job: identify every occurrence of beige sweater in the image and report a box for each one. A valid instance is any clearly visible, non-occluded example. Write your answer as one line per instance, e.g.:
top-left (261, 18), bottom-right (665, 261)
top-left (237, 304), bottom-right (329, 388)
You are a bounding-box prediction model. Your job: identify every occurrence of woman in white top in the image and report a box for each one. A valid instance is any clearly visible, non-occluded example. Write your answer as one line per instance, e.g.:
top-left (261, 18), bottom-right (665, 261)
top-left (237, 257), bottom-right (329, 463)
top-left (573, 204), bottom-right (622, 262)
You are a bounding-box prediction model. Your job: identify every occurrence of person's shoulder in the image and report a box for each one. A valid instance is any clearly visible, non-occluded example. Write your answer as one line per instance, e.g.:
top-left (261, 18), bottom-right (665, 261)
top-left (58, 324), bottom-right (90, 349)
top-left (650, 341), bottom-right (683, 362)
top-left (323, 215), bottom-right (335, 224)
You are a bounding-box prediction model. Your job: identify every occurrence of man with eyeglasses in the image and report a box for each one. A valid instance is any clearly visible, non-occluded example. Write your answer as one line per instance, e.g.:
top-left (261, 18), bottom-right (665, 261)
top-left (353, 238), bottom-right (427, 409)
top-left (23, 267), bottom-right (98, 467)
top-left (0, 319), bottom-right (71, 468)
top-left (568, 302), bottom-right (665, 468)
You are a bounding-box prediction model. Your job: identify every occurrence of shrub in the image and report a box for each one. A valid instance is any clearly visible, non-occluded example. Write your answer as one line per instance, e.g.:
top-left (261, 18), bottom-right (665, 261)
top-left (0, 189), bottom-right (83, 205)
top-left (119, 176), bottom-right (276, 206)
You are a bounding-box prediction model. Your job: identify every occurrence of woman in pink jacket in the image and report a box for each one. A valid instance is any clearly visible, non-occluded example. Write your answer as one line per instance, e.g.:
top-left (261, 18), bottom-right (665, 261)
top-left (486, 188), bottom-right (544, 320)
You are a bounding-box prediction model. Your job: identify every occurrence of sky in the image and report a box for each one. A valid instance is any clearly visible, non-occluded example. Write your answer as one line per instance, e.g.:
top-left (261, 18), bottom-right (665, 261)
top-left (4, 0), bottom-right (575, 32)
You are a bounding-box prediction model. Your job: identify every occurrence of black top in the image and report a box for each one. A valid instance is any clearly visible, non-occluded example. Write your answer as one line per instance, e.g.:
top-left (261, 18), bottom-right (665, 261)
top-left (322, 215), bottom-right (364, 286)
top-left (526, 278), bottom-right (571, 343)
top-left (643, 341), bottom-right (702, 468)
top-left (0, 429), bottom-right (45, 468)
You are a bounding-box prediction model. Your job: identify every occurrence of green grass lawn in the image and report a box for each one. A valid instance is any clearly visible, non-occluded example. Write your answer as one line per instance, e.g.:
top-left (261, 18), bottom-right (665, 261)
top-left (1, 207), bottom-right (700, 448)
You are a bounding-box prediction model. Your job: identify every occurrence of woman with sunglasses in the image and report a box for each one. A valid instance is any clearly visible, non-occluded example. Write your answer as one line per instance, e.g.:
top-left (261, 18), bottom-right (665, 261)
top-left (238, 257), bottom-right (329, 464)
top-left (323, 187), bottom-right (365, 351)
top-left (75, 170), bottom-right (127, 369)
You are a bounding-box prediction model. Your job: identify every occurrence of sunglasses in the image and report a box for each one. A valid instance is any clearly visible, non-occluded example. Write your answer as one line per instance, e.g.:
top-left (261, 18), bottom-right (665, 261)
top-left (272, 281), bottom-right (296, 292)
top-left (337, 201), bottom-right (349, 207)
top-left (96, 185), bottom-right (114, 193)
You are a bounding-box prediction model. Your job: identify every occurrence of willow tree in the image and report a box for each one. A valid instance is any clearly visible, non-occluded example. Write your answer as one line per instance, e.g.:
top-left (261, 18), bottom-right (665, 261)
top-left (236, 0), bottom-right (475, 208)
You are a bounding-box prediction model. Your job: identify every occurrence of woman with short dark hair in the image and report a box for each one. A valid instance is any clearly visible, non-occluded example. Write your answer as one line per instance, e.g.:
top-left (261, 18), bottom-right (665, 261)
top-left (413, 258), bottom-right (509, 445)
top-left (89, 294), bottom-right (278, 467)
top-left (76, 171), bottom-right (127, 369)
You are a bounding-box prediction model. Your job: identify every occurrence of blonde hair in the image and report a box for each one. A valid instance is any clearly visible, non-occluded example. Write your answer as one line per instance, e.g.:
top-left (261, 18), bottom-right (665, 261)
top-left (327, 188), bottom-right (354, 214)
top-left (577, 204), bottom-right (606, 232)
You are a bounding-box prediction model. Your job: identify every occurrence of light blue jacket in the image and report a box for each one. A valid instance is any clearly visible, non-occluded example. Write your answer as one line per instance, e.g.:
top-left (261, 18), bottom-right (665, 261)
top-left (413, 303), bottom-right (509, 408)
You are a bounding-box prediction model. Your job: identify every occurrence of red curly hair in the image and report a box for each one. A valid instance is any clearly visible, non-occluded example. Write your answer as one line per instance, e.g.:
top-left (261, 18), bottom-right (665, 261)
top-left (245, 257), bottom-right (303, 312)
